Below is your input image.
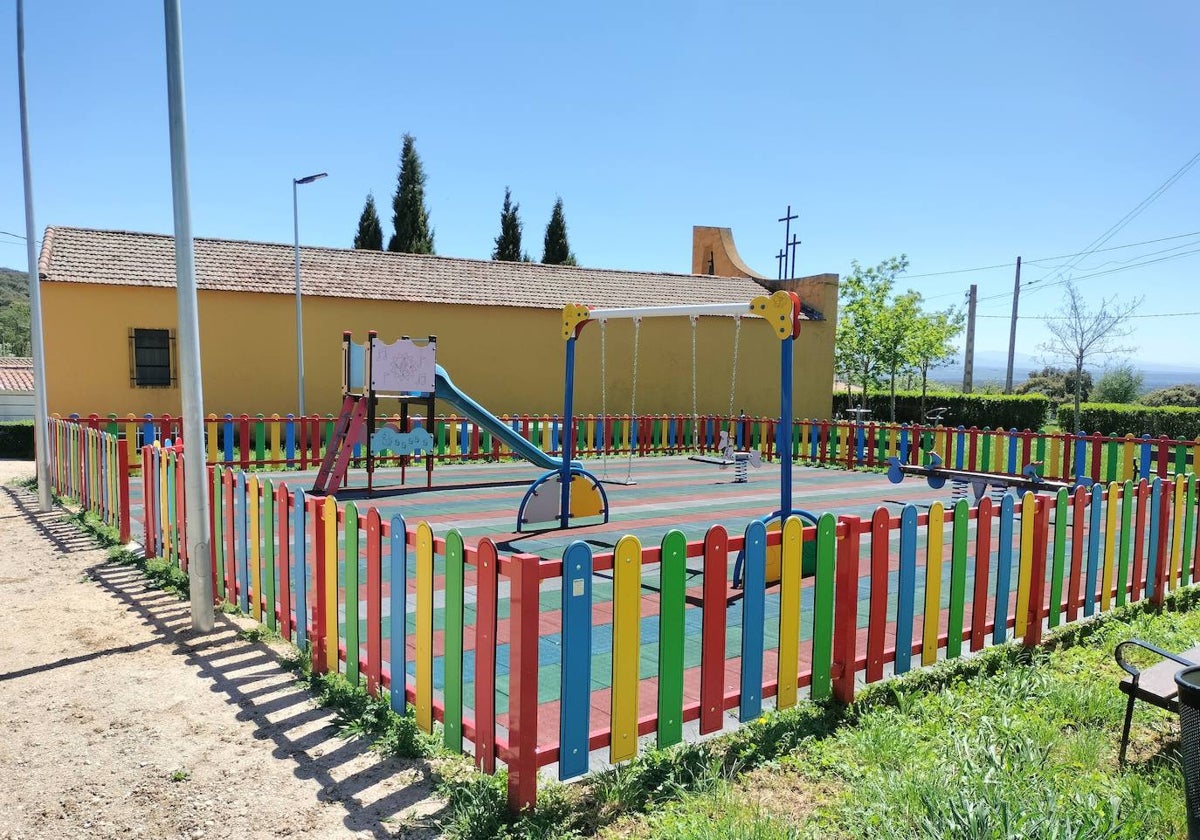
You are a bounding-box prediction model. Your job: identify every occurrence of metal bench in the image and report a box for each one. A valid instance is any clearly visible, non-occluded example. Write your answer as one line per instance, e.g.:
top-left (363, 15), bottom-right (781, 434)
top-left (1116, 639), bottom-right (1200, 764)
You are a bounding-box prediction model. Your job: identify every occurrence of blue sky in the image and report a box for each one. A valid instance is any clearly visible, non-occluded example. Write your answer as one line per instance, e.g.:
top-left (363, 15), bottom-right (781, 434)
top-left (2, 2), bottom-right (1197, 372)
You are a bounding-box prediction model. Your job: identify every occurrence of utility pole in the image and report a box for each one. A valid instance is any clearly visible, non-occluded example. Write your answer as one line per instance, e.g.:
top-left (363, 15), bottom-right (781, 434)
top-left (163, 0), bottom-right (213, 633)
top-left (1004, 256), bottom-right (1021, 394)
top-left (16, 0), bottom-right (51, 512)
top-left (962, 284), bottom-right (977, 394)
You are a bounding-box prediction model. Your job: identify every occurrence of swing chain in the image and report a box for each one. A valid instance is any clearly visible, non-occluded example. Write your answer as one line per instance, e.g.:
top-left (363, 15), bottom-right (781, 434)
top-left (626, 317), bottom-right (641, 482)
top-left (599, 319), bottom-right (608, 478)
top-left (728, 315), bottom-right (742, 422)
top-left (690, 315), bottom-right (699, 452)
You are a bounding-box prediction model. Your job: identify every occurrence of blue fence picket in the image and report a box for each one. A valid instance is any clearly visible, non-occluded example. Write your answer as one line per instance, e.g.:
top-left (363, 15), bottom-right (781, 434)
top-left (559, 541), bottom-right (593, 779)
top-left (739, 520), bottom-right (767, 721)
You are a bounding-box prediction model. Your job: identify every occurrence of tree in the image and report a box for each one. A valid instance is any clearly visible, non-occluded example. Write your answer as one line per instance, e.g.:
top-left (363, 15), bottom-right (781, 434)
top-left (1041, 279), bottom-right (1143, 433)
top-left (1140, 384), bottom-right (1200, 408)
top-left (542, 197), bottom-right (577, 265)
top-left (875, 289), bottom-right (922, 421)
top-left (1015, 366), bottom-right (1092, 403)
top-left (387, 133), bottom-right (435, 254)
top-left (492, 187), bottom-right (524, 262)
top-left (834, 256), bottom-right (908, 402)
top-left (0, 299), bottom-right (30, 356)
top-left (1092, 363), bottom-right (1144, 404)
top-left (909, 307), bottom-right (966, 419)
top-left (352, 193), bottom-right (383, 250)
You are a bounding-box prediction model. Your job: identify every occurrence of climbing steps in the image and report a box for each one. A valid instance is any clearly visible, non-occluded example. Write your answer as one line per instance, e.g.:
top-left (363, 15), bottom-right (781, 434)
top-left (311, 394), bottom-right (368, 495)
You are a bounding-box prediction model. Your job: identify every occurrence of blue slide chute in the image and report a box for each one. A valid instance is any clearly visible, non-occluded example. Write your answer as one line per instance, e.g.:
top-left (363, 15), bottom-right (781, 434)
top-left (432, 365), bottom-right (562, 471)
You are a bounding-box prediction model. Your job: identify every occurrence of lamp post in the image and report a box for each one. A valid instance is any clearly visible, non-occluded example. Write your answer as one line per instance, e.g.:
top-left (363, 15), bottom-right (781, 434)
top-left (292, 172), bottom-right (327, 416)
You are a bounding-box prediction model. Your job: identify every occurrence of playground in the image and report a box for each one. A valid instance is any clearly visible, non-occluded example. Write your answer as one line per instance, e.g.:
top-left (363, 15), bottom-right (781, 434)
top-left (64, 290), bottom-right (1197, 808)
top-left (125, 447), bottom-right (1073, 780)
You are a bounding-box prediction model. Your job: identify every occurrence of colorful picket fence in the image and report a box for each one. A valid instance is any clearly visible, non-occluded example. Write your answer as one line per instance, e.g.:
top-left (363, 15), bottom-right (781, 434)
top-left (62, 411), bottom-right (778, 472)
top-left (46, 417), bottom-right (131, 542)
top-left (61, 411), bottom-right (1200, 490)
top-left (131, 437), bottom-right (1200, 810)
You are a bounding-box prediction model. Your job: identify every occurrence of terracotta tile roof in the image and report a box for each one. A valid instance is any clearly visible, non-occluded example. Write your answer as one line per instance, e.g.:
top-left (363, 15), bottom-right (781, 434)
top-left (38, 226), bottom-right (816, 317)
top-left (0, 357), bottom-right (33, 392)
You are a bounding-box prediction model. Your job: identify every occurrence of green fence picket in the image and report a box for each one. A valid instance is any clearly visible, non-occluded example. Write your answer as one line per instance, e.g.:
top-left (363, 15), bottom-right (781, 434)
top-left (262, 478), bottom-right (276, 631)
top-left (1184, 476), bottom-right (1197, 588)
top-left (444, 530), bottom-right (465, 751)
top-left (947, 499), bottom-right (969, 659)
top-left (344, 503), bottom-right (360, 684)
top-left (1117, 480), bottom-right (1134, 606)
top-left (1049, 488), bottom-right (1068, 626)
top-left (810, 513), bottom-right (837, 701)
top-left (657, 529), bottom-right (687, 748)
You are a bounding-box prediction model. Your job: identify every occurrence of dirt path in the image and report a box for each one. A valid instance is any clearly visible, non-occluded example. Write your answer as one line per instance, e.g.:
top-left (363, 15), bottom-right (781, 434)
top-left (0, 460), bottom-right (444, 839)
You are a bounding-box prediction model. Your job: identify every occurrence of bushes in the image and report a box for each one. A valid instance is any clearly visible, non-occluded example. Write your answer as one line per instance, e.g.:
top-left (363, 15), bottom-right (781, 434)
top-left (1140, 384), bottom-right (1200, 408)
top-left (831, 391), bottom-right (1050, 430)
top-left (0, 421), bottom-right (34, 458)
top-left (1061, 403), bottom-right (1200, 439)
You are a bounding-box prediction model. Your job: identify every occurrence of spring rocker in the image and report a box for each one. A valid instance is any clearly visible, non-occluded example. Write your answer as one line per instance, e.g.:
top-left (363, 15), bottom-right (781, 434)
top-left (886, 450), bottom-right (1090, 501)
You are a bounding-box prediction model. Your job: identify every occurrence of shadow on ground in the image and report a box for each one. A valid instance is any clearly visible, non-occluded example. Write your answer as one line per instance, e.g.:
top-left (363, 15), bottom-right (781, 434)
top-left (4, 483), bottom-right (448, 838)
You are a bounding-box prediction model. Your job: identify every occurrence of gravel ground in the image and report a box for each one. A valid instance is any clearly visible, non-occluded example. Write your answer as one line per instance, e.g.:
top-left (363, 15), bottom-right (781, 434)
top-left (0, 460), bottom-right (445, 839)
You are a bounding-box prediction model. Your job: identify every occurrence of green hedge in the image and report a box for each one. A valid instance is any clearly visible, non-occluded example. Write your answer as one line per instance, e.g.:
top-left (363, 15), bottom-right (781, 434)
top-left (1059, 403), bottom-right (1200, 439)
top-left (0, 422), bottom-right (34, 459)
top-left (832, 391), bottom-right (1050, 430)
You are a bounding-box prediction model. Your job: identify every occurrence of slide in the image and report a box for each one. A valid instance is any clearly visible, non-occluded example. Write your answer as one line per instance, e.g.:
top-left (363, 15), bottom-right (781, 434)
top-left (433, 365), bottom-right (562, 472)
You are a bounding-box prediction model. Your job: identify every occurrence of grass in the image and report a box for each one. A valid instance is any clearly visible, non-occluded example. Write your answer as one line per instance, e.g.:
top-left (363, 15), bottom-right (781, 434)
top-left (602, 593), bottom-right (1200, 840)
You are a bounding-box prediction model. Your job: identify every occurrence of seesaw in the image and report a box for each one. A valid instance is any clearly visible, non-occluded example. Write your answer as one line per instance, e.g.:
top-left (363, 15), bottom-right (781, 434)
top-left (886, 452), bottom-right (1090, 501)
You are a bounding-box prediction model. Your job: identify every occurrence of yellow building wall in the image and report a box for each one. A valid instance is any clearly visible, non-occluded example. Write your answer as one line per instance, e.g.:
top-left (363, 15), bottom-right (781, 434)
top-left (41, 281), bottom-right (836, 421)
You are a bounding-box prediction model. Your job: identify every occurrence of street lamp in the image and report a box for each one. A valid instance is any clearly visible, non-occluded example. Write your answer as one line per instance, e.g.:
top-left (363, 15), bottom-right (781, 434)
top-left (292, 172), bottom-right (327, 415)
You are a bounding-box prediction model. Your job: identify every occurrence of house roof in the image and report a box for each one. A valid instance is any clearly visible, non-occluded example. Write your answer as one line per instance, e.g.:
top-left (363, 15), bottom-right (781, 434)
top-left (0, 357), bottom-right (33, 393)
top-left (39, 226), bottom-right (818, 317)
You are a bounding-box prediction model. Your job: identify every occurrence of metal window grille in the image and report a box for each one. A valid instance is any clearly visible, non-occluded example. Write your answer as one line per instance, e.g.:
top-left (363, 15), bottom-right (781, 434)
top-left (129, 328), bottom-right (177, 388)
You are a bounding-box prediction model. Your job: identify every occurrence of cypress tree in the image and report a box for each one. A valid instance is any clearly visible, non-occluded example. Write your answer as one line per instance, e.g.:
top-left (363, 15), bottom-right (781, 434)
top-left (387, 133), bottom-right (435, 254)
top-left (491, 187), bottom-right (523, 262)
top-left (542, 197), bottom-right (577, 265)
top-left (352, 193), bottom-right (384, 250)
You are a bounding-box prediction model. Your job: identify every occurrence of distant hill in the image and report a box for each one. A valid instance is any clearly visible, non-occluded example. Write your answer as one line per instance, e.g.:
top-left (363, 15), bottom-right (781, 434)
top-left (0, 267), bottom-right (30, 356)
top-left (934, 350), bottom-right (1200, 393)
top-left (0, 267), bottom-right (27, 305)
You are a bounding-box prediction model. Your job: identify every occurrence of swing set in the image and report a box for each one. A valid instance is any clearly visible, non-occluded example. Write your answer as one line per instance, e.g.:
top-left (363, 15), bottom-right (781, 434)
top-left (516, 290), bottom-right (819, 566)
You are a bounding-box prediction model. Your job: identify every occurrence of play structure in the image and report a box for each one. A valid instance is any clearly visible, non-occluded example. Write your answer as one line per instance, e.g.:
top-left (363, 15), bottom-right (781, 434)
top-left (313, 331), bottom-right (436, 495)
top-left (886, 451), bottom-right (1089, 501)
top-left (313, 331), bottom-right (566, 496)
top-left (545, 291), bottom-right (819, 566)
top-left (315, 291), bottom-right (818, 547)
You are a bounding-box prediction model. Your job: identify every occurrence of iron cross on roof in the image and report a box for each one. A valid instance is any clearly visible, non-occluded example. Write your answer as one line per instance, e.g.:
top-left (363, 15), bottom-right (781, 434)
top-left (777, 204), bottom-right (801, 280)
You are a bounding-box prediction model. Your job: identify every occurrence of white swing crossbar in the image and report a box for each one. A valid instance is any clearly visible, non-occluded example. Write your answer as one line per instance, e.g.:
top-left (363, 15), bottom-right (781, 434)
top-left (588, 302), bottom-right (757, 321)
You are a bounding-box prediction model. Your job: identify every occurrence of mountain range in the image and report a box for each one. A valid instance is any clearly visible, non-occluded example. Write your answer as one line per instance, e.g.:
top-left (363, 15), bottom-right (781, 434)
top-left (936, 350), bottom-right (1200, 391)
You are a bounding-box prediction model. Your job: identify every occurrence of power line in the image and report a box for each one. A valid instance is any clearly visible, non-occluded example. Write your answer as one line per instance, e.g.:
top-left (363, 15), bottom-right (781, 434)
top-left (980, 310), bottom-right (1200, 320)
top-left (907, 228), bottom-right (1200, 290)
top-left (1025, 149), bottom-right (1200, 290)
top-left (969, 244), bottom-right (1200, 312)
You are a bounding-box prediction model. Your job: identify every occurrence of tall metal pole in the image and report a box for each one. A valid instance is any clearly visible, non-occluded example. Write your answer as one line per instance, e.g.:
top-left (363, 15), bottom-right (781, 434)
top-left (1004, 256), bottom-right (1022, 394)
top-left (16, 0), bottom-right (51, 512)
top-left (559, 337), bottom-right (577, 529)
top-left (293, 179), bottom-right (305, 416)
top-left (163, 0), bottom-right (213, 632)
top-left (962, 284), bottom-right (977, 394)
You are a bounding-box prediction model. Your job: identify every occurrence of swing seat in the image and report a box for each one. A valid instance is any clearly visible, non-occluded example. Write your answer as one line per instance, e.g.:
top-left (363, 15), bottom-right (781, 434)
top-left (689, 454), bottom-right (737, 466)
